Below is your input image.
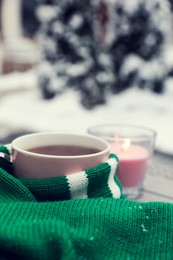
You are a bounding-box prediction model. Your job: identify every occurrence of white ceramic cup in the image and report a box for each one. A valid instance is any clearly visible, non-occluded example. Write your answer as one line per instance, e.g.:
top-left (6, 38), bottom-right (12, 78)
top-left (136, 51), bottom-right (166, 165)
top-left (11, 132), bottom-right (110, 179)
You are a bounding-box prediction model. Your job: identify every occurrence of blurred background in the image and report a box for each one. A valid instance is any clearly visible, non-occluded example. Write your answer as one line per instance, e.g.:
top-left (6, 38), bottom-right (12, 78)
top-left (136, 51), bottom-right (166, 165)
top-left (0, 0), bottom-right (173, 151)
top-left (0, 0), bottom-right (173, 201)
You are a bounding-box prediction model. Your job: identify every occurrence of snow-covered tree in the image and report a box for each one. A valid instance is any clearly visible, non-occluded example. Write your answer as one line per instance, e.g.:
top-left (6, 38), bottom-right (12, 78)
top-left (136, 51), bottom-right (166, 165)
top-left (36, 0), bottom-right (115, 108)
top-left (36, 0), bottom-right (173, 109)
top-left (107, 0), bottom-right (173, 94)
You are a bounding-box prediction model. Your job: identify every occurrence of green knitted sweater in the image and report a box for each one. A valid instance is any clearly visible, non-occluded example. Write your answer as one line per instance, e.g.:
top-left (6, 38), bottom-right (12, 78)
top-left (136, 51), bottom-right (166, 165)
top-left (0, 145), bottom-right (173, 260)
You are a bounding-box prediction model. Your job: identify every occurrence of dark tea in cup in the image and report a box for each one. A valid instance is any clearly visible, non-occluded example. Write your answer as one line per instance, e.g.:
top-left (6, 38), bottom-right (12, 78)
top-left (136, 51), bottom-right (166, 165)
top-left (28, 145), bottom-right (101, 156)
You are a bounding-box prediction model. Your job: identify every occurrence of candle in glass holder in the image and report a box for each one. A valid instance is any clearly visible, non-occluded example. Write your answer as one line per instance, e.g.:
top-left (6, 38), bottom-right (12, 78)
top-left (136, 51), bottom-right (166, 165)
top-left (88, 124), bottom-right (156, 199)
top-left (110, 138), bottom-right (149, 188)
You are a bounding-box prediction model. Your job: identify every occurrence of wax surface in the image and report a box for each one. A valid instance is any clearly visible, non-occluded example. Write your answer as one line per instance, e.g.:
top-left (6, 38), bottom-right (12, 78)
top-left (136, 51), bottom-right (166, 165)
top-left (110, 144), bottom-right (148, 160)
top-left (110, 144), bottom-right (149, 188)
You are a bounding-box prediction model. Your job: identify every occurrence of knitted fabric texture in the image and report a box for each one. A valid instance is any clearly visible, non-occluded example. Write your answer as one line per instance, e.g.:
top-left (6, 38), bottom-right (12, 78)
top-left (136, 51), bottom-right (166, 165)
top-left (0, 145), bottom-right (173, 259)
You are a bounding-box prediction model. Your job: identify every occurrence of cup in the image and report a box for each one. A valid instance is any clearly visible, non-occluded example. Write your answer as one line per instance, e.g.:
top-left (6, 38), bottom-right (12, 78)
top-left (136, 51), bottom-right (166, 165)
top-left (88, 124), bottom-right (157, 199)
top-left (10, 132), bottom-right (110, 179)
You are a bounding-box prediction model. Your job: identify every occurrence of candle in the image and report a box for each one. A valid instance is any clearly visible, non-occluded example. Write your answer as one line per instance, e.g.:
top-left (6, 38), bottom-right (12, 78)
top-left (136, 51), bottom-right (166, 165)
top-left (110, 139), bottom-right (149, 188)
top-left (87, 124), bottom-right (156, 199)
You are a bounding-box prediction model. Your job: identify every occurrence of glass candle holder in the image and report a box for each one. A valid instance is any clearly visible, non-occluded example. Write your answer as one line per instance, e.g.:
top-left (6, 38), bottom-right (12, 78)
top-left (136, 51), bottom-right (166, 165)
top-left (87, 124), bottom-right (157, 199)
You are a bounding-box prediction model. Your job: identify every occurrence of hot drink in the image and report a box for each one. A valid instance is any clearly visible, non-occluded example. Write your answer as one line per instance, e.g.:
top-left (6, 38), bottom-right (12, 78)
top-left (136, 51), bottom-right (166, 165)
top-left (28, 145), bottom-right (101, 156)
top-left (11, 132), bottom-right (110, 178)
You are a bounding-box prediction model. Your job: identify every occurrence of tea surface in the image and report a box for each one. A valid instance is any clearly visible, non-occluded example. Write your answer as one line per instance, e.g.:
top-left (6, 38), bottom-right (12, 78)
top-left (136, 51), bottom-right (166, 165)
top-left (28, 145), bottom-right (101, 156)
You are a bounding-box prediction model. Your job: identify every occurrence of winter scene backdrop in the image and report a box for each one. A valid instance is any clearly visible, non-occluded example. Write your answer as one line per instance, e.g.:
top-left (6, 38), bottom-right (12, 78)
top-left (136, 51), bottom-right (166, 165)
top-left (0, 0), bottom-right (173, 155)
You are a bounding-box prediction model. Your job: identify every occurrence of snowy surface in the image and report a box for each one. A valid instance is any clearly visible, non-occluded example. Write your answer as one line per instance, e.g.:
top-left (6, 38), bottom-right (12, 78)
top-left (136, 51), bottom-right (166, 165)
top-left (0, 69), bottom-right (173, 155)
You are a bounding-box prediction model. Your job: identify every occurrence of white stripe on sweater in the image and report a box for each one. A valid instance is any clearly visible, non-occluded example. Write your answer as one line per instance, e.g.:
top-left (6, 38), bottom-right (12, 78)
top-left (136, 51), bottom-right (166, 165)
top-left (107, 158), bottom-right (121, 198)
top-left (66, 171), bottom-right (88, 199)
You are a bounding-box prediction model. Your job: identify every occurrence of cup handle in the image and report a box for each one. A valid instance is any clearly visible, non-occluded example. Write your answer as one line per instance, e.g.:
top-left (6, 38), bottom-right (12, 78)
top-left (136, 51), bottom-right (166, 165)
top-left (0, 152), bottom-right (11, 160)
top-left (0, 144), bottom-right (11, 156)
top-left (0, 145), bottom-right (14, 174)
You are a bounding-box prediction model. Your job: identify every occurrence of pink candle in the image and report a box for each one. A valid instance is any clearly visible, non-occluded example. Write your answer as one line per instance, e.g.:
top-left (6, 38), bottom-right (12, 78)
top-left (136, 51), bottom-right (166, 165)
top-left (110, 140), bottom-right (149, 188)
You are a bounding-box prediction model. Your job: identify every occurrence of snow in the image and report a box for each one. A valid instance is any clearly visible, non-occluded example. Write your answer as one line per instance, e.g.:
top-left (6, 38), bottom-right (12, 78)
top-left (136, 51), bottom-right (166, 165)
top-left (70, 15), bottom-right (83, 30)
top-left (0, 69), bottom-right (173, 155)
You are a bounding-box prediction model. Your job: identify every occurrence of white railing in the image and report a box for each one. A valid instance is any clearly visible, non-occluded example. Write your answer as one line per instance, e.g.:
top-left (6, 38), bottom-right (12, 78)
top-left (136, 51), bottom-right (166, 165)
top-left (0, 0), bottom-right (39, 74)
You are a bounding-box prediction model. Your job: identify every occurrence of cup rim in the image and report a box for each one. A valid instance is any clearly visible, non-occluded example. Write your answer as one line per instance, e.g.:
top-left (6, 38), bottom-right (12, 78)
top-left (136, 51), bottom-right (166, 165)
top-left (87, 123), bottom-right (157, 136)
top-left (12, 132), bottom-right (110, 159)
